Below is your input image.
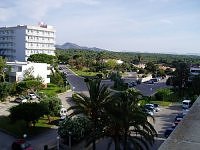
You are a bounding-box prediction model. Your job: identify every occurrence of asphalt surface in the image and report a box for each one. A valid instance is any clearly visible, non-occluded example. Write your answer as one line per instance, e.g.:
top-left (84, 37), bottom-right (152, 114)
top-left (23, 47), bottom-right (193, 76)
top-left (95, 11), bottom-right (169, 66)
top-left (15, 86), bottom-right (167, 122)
top-left (135, 79), bottom-right (170, 96)
top-left (59, 65), bottom-right (87, 93)
top-left (150, 104), bottom-right (182, 150)
top-left (0, 131), bottom-right (15, 150)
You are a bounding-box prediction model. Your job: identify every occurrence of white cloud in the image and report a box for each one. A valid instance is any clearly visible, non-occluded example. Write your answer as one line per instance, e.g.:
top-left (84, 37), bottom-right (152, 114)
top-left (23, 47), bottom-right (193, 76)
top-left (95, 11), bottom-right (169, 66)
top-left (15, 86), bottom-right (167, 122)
top-left (1, 0), bottom-right (100, 21)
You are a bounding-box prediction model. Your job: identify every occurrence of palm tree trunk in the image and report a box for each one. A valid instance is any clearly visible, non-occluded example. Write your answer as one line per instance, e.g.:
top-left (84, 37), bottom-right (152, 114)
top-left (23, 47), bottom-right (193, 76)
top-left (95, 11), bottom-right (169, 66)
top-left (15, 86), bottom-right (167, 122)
top-left (114, 136), bottom-right (120, 150)
top-left (92, 140), bottom-right (96, 150)
top-left (123, 128), bottom-right (128, 150)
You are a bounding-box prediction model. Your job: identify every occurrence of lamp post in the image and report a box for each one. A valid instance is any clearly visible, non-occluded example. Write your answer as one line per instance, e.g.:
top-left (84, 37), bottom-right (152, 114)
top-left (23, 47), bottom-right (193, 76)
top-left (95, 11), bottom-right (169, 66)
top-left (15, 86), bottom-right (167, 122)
top-left (69, 131), bottom-right (72, 150)
top-left (23, 134), bottom-right (27, 142)
top-left (21, 134), bottom-right (27, 149)
top-left (57, 136), bottom-right (60, 150)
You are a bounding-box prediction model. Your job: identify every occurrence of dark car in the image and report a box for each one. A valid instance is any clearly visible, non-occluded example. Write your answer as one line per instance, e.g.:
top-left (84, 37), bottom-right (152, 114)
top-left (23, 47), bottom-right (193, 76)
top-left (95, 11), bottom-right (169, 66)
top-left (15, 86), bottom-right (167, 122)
top-left (173, 118), bottom-right (182, 126)
top-left (14, 97), bottom-right (28, 103)
top-left (164, 128), bottom-right (174, 138)
top-left (12, 139), bottom-right (33, 150)
top-left (146, 80), bottom-right (154, 84)
top-left (174, 114), bottom-right (184, 121)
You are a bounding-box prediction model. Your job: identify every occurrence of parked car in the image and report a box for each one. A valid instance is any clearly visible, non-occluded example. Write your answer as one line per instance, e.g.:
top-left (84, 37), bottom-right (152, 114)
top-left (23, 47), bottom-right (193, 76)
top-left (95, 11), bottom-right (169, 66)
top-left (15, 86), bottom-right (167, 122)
top-left (29, 93), bottom-right (37, 99)
top-left (145, 104), bottom-right (156, 112)
top-left (12, 139), bottom-right (33, 150)
top-left (182, 109), bottom-right (190, 115)
top-left (60, 107), bottom-right (67, 120)
top-left (151, 78), bottom-right (159, 82)
top-left (144, 108), bottom-right (154, 116)
top-left (14, 97), bottom-right (28, 103)
top-left (128, 81), bottom-right (137, 88)
top-left (164, 128), bottom-right (174, 138)
top-left (182, 100), bottom-right (192, 109)
top-left (173, 118), bottom-right (182, 126)
top-left (146, 80), bottom-right (154, 84)
top-left (175, 113), bottom-right (184, 121)
top-left (153, 103), bottom-right (160, 112)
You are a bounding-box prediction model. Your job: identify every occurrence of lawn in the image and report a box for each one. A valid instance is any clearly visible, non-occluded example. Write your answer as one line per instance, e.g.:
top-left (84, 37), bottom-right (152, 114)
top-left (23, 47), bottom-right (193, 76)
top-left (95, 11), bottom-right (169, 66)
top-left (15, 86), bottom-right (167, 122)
top-left (73, 70), bottom-right (98, 77)
top-left (70, 67), bottom-right (99, 77)
top-left (40, 83), bottom-right (65, 96)
top-left (0, 116), bottom-right (59, 138)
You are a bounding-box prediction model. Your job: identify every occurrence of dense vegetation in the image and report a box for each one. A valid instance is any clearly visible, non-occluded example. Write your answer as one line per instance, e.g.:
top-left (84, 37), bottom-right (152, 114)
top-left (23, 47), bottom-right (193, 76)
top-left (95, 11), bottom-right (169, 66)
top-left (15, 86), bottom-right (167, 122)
top-left (56, 49), bottom-right (200, 66)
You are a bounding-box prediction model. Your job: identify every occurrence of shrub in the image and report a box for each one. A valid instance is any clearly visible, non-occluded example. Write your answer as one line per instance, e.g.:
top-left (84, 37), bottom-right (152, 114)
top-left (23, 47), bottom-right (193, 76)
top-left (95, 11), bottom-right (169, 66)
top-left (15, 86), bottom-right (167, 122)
top-left (58, 117), bottom-right (92, 144)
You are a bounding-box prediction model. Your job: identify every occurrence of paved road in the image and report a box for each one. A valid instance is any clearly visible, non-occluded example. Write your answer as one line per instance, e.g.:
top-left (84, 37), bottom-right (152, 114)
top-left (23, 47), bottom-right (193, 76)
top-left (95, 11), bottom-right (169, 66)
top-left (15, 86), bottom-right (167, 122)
top-left (59, 65), bottom-right (88, 93)
top-left (0, 131), bottom-right (15, 150)
top-left (135, 79), bottom-right (170, 96)
top-left (29, 128), bottom-right (58, 150)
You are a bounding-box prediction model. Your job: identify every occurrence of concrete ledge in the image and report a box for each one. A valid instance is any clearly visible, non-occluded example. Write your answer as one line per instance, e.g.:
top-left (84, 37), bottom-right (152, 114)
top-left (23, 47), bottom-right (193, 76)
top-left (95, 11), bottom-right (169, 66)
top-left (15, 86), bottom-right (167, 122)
top-left (159, 96), bottom-right (200, 150)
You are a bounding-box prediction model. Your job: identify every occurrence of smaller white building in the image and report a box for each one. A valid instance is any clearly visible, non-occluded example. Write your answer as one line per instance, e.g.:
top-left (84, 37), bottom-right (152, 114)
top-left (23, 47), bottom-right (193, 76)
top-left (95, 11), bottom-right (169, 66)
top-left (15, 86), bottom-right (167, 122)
top-left (7, 61), bottom-right (51, 84)
top-left (190, 66), bottom-right (200, 76)
top-left (188, 66), bottom-right (200, 81)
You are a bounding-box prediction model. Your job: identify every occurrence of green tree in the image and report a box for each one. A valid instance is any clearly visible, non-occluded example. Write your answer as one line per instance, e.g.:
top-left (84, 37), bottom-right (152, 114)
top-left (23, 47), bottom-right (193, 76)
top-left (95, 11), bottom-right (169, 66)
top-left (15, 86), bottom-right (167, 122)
top-left (40, 96), bottom-right (61, 122)
top-left (27, 54), bottom-right (57, 65)
top-left (145, 62), bottom-right (158, 74)
top-left (50, 71), bottom-right (65, 87)
top-left (9, 103), bottom-right (48, 127)
top-left (110, 72), bottom-right (124, 90)
top-left (106, 59), bottom-right (117, 70)
top-left (172, 62), bottom-right (189, 95)
top-left (16, 80), bottom-right (43, 94)
top-left (0, 82), bottom-right (13, 101)
top-left (104, 89), bottom-right (156, 150)
top-left (190, 75), bottom-right (200, 95)
top-left (68, 79), bottom-right (111, 150)
top-left (155, 88), bottom-right (173, 101)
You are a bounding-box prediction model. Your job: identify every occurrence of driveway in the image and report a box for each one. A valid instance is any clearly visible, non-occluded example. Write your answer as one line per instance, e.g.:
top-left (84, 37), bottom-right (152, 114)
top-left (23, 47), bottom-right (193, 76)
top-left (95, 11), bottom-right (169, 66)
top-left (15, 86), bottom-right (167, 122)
top-left (150, 104), bottom-right (182, 150)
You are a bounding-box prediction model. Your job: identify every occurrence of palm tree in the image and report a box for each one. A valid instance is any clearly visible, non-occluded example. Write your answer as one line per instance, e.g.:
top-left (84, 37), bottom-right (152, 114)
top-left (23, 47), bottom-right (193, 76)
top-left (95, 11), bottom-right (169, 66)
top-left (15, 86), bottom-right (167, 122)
top-left (104, 88), bottom-right (157, 150)
top-left (68, 78), bottom-right (111, 150)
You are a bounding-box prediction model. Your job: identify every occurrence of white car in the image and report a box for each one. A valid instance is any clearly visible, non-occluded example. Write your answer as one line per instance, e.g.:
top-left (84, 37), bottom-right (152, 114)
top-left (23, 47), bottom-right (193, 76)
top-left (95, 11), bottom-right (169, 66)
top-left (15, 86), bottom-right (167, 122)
top-left (29, 93), bottom-right (37, 99)
top-left (60, 107), bottom-right (67, 120)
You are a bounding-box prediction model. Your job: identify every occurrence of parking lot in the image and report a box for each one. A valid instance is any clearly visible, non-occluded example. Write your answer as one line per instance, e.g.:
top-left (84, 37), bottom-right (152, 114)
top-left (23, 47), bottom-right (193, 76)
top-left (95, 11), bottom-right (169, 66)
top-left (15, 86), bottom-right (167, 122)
top-left (150, 104), bottom-right (182, 149)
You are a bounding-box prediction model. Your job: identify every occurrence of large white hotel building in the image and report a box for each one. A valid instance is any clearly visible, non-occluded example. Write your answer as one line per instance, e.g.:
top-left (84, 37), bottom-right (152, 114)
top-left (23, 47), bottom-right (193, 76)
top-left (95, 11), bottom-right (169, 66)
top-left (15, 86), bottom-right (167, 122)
top-left (0, 24), bottom-right (55, 61)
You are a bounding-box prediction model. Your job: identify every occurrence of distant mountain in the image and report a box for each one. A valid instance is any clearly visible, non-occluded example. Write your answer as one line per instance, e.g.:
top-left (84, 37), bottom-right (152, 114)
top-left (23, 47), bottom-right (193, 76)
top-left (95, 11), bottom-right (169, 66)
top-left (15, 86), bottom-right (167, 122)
top-left (56, 42), bottom-right (106, 51)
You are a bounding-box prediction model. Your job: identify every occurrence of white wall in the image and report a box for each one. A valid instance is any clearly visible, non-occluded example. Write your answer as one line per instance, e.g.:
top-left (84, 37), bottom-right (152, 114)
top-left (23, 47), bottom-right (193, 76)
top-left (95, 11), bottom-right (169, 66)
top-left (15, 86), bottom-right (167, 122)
top-left (7, 62), bottom-right (51, 84)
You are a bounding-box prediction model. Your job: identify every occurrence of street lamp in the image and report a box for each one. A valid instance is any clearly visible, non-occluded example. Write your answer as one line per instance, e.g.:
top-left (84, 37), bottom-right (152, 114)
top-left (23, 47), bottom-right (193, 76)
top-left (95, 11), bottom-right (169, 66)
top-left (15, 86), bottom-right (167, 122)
top-left (23, 134), bottom-right (27, 139)
top-left (57, 136), bottom-right (60, 150)
top-left (72, 86), bottom-right (75, 91)
top-left (68, 131), bottom-right (72, 150)
top-left (21, 134), bottom-right (27, 149)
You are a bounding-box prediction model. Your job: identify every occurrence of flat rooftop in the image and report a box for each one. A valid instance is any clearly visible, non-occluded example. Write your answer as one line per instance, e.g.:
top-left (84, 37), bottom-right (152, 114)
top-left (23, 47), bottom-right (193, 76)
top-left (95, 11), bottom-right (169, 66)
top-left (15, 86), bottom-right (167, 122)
top-left (159, 96), bottom-right (200, 150)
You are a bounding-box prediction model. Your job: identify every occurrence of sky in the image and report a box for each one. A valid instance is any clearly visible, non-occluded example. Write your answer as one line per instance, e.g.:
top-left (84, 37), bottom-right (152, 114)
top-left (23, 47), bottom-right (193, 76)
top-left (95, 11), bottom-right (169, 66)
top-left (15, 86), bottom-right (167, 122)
top-left (0, 0), bottom-right (200, 54)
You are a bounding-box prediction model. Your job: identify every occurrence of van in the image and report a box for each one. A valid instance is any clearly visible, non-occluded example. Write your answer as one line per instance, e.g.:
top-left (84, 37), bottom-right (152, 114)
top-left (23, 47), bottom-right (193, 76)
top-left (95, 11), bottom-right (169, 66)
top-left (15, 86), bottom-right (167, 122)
top-left (182, 100), bottom-right (192, 109)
